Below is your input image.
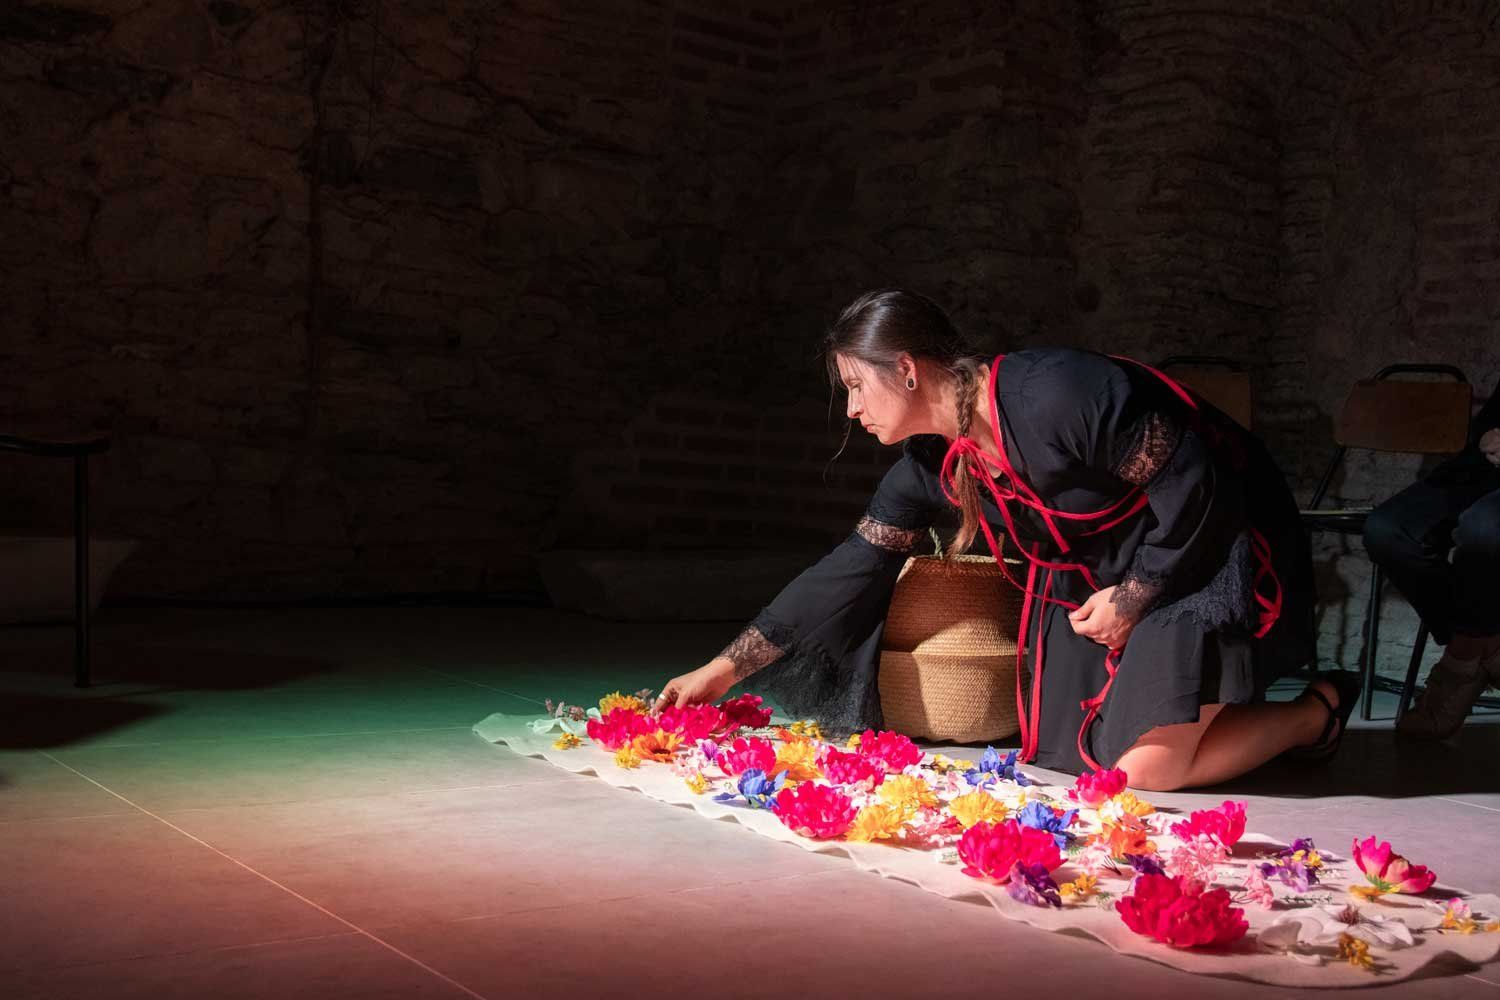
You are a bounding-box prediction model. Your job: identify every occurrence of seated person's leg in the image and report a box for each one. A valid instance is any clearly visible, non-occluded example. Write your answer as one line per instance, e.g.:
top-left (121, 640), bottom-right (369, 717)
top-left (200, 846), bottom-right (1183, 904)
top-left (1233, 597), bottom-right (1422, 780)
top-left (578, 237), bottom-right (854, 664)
top-left (1391, 466), bottom-right (1500, 738)
top-left (1449, 486), bottom-right (1500, 674)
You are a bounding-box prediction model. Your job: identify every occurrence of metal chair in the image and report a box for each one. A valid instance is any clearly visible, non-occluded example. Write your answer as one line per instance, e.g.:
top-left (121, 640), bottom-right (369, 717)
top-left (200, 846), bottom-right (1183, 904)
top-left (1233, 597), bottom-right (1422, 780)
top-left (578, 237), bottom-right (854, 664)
top-left (0, 433), bottom-right (111, 687)
top-left (1300, 365), bottom-right (1473, 721)
top-left (1156, 355), bottom-right (1253, 429)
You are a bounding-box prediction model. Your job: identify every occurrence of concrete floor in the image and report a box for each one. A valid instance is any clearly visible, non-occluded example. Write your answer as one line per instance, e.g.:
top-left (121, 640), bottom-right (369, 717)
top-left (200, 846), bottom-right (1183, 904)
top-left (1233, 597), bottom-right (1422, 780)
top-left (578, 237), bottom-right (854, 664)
top-left (1, 606), bottom-right (1498, 999)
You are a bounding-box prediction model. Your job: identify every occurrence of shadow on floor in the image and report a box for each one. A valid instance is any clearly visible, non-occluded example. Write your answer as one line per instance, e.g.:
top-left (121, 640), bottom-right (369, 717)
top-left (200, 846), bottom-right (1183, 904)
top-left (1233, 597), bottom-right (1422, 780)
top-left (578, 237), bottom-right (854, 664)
top-left (0, 693), bottom-right (169, 750)
top-left (1208, 726), bottom-right (1500, 798)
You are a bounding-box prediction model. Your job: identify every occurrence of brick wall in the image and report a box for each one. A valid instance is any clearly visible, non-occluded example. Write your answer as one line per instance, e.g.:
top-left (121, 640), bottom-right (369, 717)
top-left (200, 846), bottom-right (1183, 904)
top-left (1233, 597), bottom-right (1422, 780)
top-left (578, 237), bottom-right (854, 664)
top-left (2, 0), bottom-right (1498, 680)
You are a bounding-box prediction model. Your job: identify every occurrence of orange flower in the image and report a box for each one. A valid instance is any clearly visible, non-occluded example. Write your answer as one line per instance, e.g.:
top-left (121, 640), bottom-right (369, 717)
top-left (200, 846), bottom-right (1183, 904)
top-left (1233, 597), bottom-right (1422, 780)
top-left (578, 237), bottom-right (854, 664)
top-left (1099, 813), bottom-right (1156, 859)
top-left (614, 745), bottom-right (642, 769)
top-left (631, 729), bottom-right (684, 763)
top-left (771, 740), bottom-right (823, 783)
top-left (949, 791), bottom-right (1009, 829)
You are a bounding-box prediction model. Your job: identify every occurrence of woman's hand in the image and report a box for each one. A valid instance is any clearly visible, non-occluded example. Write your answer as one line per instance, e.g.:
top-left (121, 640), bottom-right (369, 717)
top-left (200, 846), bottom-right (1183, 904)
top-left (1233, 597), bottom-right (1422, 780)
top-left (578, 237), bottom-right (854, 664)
top-left (653, 658), bottom-right (736, 712)
top-left (1481, 428), bottom-right (1500, 467)
top-left (1068, 586), bottom-right (1136, 650)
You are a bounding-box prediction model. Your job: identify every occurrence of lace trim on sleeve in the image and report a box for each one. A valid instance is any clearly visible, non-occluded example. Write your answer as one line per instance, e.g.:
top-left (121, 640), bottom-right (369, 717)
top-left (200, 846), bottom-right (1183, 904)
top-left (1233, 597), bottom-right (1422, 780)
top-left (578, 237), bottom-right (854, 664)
top-left (1114, 411), bottom-right (1181, 487)
top-left (854, 514), bottom-right (923, 553)
top-left (1109, 573), bottom-right (1164, 623)
top-left (717, 624), bottom-right (787, 683)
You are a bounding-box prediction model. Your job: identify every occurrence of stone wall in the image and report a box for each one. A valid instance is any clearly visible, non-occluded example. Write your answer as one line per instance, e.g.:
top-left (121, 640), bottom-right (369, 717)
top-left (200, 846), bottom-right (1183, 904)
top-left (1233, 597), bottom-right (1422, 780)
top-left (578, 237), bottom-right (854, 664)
top-left (2, 0), bottom-right (1498, 680)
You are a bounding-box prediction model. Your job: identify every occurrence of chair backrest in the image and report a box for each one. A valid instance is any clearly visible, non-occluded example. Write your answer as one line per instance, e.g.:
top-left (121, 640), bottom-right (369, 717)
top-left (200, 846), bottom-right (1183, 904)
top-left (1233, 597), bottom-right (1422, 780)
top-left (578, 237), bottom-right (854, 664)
top-left (1155, 356), bottom-right (1253, 429)
top-left (1336, 376), bottom-right (1473, 453)
top-left (1307, 364), bottom-right (1472, 509)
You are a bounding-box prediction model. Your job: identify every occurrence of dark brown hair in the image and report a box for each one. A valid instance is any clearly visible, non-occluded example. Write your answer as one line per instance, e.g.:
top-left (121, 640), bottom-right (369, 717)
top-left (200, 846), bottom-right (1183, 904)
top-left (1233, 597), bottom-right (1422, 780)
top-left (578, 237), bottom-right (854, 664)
top-left (823, 288), bottom-right (989, 557)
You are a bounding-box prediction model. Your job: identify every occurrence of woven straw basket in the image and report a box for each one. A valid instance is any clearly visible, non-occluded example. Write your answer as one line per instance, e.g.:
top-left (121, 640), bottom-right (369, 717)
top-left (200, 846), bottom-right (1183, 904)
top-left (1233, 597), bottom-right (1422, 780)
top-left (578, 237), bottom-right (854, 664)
top-left (878, 553), bottom-right (1023, 744)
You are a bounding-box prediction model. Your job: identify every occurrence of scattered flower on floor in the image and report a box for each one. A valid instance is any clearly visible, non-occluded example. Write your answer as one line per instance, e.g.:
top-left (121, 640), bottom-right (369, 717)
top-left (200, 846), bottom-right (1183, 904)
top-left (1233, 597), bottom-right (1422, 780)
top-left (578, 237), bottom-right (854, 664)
top-left (774, 781), bottom-right (857, 839)
top-left (736, 768), bottom-right (786, 810)
top-left (1007, 861), bottom-right (1063, 908)
top-left (1169, 800), bottom-right (1247, 848)
top-left (718, 737), bottom-right (777, 777)
top-left (1336, 934), bottom-right (1375, 971)
top-left (1237, 868), bottom-right (1277, 910)
top-left (614, 745), bottom-right (642, 769)
top-left (1016, 800), bottom-right (1078, 849)
top-left (684, 772), bottom-right (710, 795)
top-left (552, 731), bottom-right (582, 750)
top-left (878, 773), bottom-right (939, 814)
top-left (855, 730), bottom-right (924, 772)
top-left (958, 820), bottom-right (1064, 882)
top-left (847, 803), bottom-right (908, 843)
top-left (1350, 836), bottom-right (1437, 897)
top-left (771, 739), bottom-right (824, 784)
top-left (631, 728), bottom-right (685, 763)
top-left (1060, 872), bottom-right (1099, 900)
top-left (599, 691), bottom-right (650, 715)
top-left (1117, 874), bottom-right (1248, 949)
top-left (1068, 767), bottom-right (1128, 807)
top-left (949, 790), bottom-right (1010, 829)
top-left (1167, 835), bottom-right (1230, 886)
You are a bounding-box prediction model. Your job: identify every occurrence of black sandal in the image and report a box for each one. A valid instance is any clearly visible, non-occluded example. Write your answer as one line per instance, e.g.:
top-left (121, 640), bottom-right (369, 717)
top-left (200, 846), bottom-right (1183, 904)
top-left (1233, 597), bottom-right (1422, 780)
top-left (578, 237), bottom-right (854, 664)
top-left (1287, 670), bottom-right (1363, 762)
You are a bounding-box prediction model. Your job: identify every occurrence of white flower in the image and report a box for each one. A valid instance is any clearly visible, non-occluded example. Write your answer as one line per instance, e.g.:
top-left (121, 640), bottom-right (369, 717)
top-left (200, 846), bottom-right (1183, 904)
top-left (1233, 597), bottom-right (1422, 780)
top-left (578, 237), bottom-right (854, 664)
top-left (1261, 904), bottom-right (1415, 955)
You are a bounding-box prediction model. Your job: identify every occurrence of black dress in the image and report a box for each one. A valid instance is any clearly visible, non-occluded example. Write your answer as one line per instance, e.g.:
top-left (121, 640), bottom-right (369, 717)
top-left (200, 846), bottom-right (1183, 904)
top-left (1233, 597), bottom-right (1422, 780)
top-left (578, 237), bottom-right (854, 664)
top-left (738, 348), bottom-right (1316, 775)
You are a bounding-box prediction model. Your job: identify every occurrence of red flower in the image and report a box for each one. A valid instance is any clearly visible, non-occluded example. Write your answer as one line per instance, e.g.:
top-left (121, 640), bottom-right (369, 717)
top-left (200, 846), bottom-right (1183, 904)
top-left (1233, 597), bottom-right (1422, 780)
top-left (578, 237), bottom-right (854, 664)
top-left (1169, 800), bottom-right (1247, 848)
top-left (1117, 874), bottom-right (1248, 949)
top-left (855, 730), bottom-right (923, 773)
top-left (653, 703), bottom-right (727, 743)
top-left (585, 707), bottom-right (654, 751)
top-left (957, 820), bottom-right (1063, 882)
top-left (717, 736), bottom-right (777, 777)
top-left (774, 782), bottom-right (858, 839)
top-left (1068, 767), bottom-right (1128, 807)
top-left (715, 694), bottom-right (773, 734)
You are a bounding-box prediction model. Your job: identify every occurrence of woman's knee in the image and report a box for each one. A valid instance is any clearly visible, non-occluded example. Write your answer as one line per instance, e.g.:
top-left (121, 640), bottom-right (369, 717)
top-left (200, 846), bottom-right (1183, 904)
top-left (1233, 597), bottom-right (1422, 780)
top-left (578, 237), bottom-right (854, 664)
top-left (1363, 502), bottom-right (1420, 565)
top-left (1454, 492), bottom-right (1500, 562)
top-left (1113, 745), bottom-right (1192, 792)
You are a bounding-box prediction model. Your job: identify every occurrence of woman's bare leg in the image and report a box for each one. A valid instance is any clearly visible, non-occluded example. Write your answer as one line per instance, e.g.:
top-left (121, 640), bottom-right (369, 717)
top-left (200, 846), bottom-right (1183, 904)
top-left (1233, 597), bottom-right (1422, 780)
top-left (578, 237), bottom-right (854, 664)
top-left (1114, 679), bottom-right (1338, 791)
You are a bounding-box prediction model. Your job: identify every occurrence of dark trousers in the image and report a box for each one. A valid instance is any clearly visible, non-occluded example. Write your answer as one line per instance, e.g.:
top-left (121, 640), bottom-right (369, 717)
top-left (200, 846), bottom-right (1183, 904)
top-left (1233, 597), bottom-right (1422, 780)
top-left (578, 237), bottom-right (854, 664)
top-left (1364, 451), bottom-right (1500, 643)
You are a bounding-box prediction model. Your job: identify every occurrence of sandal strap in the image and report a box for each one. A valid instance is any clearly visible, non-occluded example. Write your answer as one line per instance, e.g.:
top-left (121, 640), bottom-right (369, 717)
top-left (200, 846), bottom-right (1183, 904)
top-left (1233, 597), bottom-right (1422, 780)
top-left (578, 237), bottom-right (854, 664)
top-left (1304, 684), bottom-right (1338, 750)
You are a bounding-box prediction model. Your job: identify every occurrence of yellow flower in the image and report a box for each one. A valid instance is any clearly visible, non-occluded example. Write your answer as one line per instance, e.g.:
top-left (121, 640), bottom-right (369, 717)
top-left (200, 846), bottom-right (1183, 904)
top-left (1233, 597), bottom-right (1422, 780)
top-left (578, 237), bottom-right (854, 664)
top-left (1060, 873), bottom-right (1098, 899)
top-left (684, 773), bottom-right (710, 795)
top-left (1112, 791), bottom-right (1154, 817)
top-left (1348, 884), bottom-right (1390, 902)
top-left (878, 774), bottom-right (939, 813)
top-left (631, 729), bottom-right (685, 762)
top-left (847, 804), bottom-right (908, 843)
top-left (1486, 921), bottom-right (1500, 933)
top-left (771, 740), bottom-right (823, 783)
top-left (948, 791), bottom-right (1010, 829)
top-left (552, 731), bottom-right (582, 750)
top-left (599, 691), bottom-right (649, 714)
top-left (846, 733), bottom-right (863, 750)
top-left (789, 719), bottom-right (825, 740)
top-left (1283, 848), bottom-right (1324, 870)
top-left (1336, 934), bottom-right (1375, 971)
top-left (614, 745), bottom-right (642, 769)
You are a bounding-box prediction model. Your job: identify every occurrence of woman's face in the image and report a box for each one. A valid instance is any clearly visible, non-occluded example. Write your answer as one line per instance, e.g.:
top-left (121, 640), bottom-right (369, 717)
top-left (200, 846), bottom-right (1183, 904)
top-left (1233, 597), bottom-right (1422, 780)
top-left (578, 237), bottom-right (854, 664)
top-left (835, 353), bottom-right (916, 445)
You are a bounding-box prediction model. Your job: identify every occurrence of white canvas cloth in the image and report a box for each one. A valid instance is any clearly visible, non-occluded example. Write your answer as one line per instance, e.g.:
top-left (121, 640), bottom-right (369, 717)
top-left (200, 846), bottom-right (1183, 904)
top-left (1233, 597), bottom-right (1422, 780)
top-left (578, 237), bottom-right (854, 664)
top-left (475, 711), bottom-right (1500, 988)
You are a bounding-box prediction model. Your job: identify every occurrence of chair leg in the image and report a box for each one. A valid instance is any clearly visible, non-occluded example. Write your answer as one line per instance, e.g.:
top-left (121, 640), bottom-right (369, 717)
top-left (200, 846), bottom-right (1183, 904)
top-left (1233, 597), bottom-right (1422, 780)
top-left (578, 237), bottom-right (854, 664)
top-left (74, 454), bottom-right (90, 689)
top-left (1361, 564), bottom-right (1383, 721)
top-left (1395, 626), bottom-right (1429, 727)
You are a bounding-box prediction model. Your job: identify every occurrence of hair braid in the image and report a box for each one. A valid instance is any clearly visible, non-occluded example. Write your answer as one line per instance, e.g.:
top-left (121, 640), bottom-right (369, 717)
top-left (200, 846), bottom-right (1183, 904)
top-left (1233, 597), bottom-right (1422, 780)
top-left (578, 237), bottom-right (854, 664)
top-left (948, 358), bottom-right (986, 559)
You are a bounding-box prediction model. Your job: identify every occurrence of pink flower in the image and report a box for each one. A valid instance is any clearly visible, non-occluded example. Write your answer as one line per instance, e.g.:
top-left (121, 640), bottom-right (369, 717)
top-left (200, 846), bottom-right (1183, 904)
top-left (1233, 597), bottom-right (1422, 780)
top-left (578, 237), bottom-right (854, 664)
top-left (855, 730), bottom-right (923, 773)
top-left (1351, 836), bottom-right (1437, 895)
top-left (715, 694), bottom-right (773, 734)
top-left (585, 707), bottom-right (654, 750)
top-left (1164, 835), bottom-right (1230, 886)
top-left (957, 819), bottom-right (1064, 882)
top-left (717, 737), bottom-right (777, 777)
top-left (1239, 869), bottom-right (1277, 910)
top-left (1068, 768), bottom-right (1129, 807)
top-left (774, 782), bottom-right (857, 840)
top-left (818, 746), bottom-right (887, 790)
top-left (905, 808), bottom-right (964, 846)
top-left (1169, 800), bottom-right (1247, 848)
top-left (1117, 874), bottom-right (1249, 949)
top-left (653, 703), bottom-right (727, 742)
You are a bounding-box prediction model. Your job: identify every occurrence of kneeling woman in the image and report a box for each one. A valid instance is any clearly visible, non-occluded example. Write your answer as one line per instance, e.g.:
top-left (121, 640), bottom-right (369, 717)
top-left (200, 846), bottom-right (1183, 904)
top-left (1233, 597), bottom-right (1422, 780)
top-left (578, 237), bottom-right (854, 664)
top-left (657, 289), bottom-right (1355, 791)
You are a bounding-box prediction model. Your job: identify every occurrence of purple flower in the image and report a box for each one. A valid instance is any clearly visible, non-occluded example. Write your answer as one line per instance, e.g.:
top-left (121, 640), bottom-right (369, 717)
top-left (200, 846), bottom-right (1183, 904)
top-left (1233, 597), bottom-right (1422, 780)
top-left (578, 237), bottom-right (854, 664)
top-left (696, 739), bottom-right (721, 763)
top-left (1006, 861), bottom-right (1062, 908)
top-left (966, 747), bottom-right (1031, 788)
top-left (1275, 837), bottom-right (1317, 859)
top-left (1258, 859), bottom-right (1318, 894)
top-left (1124, 853), bottom-right (1165, 876)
